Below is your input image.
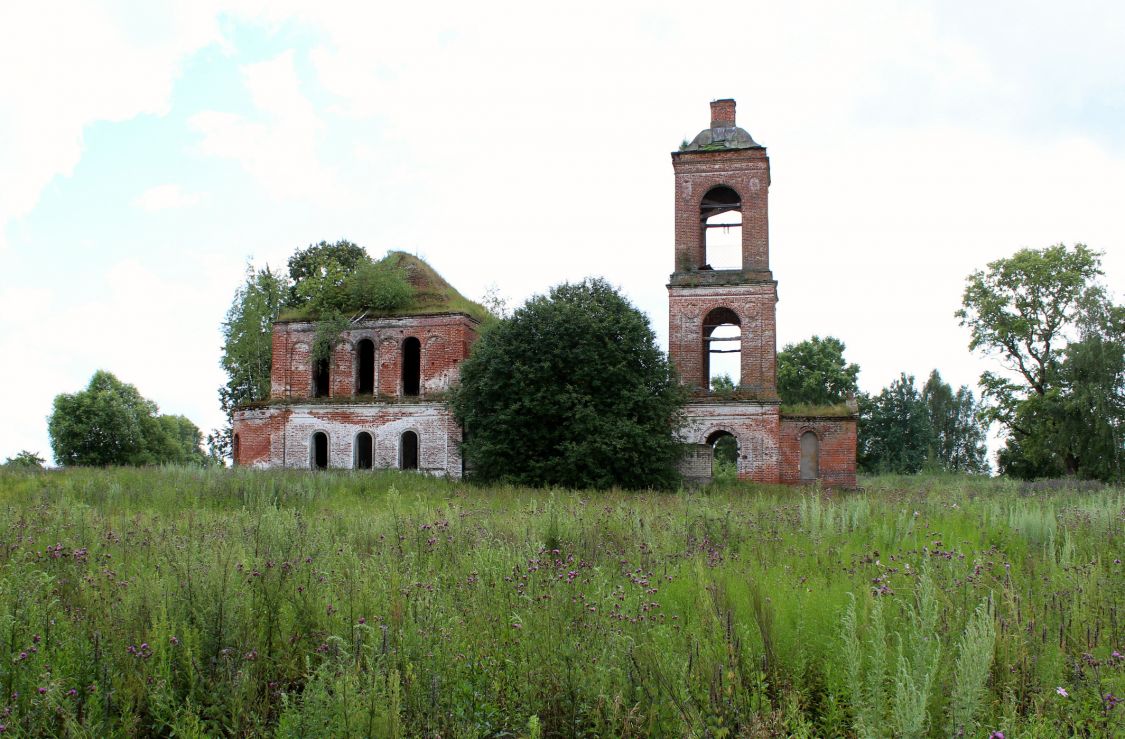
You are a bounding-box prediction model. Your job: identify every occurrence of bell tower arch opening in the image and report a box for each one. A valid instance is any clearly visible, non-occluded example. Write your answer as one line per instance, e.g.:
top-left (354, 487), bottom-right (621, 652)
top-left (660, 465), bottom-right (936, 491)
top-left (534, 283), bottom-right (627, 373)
top-left (703, 307), bottom-right (741, 389)
top-left (701, 186), bottom-right (742, 271)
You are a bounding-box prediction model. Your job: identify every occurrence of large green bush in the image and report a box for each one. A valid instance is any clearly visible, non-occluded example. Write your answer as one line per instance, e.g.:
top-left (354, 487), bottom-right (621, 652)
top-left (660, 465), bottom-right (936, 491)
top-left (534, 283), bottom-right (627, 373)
top-left (452, 278), bottom-right (685, 489)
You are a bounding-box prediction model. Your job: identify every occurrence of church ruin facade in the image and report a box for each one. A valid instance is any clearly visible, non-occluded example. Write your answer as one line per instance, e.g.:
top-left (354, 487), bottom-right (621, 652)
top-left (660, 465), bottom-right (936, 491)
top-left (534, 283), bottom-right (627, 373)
top-left (232, 99), bottom-right (857, 486)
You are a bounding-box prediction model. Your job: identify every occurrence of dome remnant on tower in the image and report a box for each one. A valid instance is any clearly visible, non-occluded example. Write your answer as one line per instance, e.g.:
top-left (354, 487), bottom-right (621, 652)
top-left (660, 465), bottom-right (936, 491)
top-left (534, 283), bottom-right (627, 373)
top-left (680, 98), bottom-right (762, 151)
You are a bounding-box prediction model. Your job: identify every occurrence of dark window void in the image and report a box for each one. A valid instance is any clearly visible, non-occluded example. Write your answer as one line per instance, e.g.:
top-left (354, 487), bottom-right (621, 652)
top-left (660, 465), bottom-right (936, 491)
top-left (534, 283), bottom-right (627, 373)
top-left (401, 430), bottom-right (419, 470)
top-left (313, 358), bottom-right (330, 398)
top-left (312, 432), bottom-right (328, 470)
top-left (232, 434), bottom-right (240, 466)
top-left (703, 307), bottom-right (741, 389)
top-left (402, 337), bottom-right (421, 396)
top-left (707, 430), bottom-right (738, 478)
top-left (800, 431), bottom-right (820, 481)
top-left (701, 185), bottom-right (742, 270)
top-left (356, 339), bottom-right (375, 395)
top-left (355, 431), bottom-right (373, 470)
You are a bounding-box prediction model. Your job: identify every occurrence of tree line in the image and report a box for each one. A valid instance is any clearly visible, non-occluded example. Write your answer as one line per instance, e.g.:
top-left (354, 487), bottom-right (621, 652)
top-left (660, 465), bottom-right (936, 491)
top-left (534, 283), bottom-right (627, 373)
top-left (22, 241), bottom-right (1120, 485)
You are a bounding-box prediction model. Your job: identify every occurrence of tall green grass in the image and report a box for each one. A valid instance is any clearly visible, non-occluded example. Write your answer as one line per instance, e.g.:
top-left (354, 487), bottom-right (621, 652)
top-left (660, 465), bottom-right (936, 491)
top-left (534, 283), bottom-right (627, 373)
top-left (0, 467), bottom-right (1121, 736)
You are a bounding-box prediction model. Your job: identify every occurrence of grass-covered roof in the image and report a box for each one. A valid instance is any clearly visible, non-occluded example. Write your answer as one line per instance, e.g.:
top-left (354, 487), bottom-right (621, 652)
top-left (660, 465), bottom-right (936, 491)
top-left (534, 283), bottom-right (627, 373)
top-left (278, 251), bottom-right (491, 324)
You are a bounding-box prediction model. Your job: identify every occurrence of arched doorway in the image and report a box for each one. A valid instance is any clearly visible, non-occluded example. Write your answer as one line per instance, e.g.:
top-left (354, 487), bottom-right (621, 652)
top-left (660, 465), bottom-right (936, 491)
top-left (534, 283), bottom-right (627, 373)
top-left (800, 431), bottom-right (819, 481)
top-left (355, 431), bottom-right (373, 470)
top-left (707, 430), bottom-right (738, 480)
top-left (400, 430), bottom-right (419, 470)
top-left (311, 432), bottom-right (329, 470)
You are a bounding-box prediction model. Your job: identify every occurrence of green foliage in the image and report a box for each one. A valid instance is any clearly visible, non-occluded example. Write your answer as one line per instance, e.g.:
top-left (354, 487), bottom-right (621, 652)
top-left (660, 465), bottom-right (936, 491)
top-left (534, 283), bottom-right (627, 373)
top-left (776, 335), bottom-right (859, 406)
top-left (452, 277), bottom-right (685, 489)
top-left (286, 239), bottom-right (371, 309)
top-left (2, 450), bottom-right (45, 469)
top-left (957, 244), bottom-right (1123, 481)
top-left (858, 374), bottom-right (932, 474)
top-left (957, 244), bottom-right (1106, 406)
top-left (0, 468), bottom-right (1122, 736)
top-left (212, 264), bottom-right (287, 459)
top-left (343, 258), bottom-right (414, 313)
top-left (710, 372), bottom-right (736, 394)
top-left (922, 370), bottom-right (989, 474)
top-left (49, 370), bottom-right (207, 466)
top-left (998, 333), bottom-right (1125, 481)
top-left (948, 597), bottom-right (997, 737)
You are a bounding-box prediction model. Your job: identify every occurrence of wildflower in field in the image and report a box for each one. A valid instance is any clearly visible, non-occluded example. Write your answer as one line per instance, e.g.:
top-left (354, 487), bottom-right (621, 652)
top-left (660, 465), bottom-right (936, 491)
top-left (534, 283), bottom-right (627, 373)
top-left (1056, 686), bottom-right (1069, 697)
top-left (1105, 693), bottom-right (1119, 710)
top-left (37, 687), bottom-right (46, 695)
top-left (170, 636), bottom-right (179, 646)
top-left (357, 616), bottom-right (366, 625)
top-left (989, 732), bottom-right (1004, 739)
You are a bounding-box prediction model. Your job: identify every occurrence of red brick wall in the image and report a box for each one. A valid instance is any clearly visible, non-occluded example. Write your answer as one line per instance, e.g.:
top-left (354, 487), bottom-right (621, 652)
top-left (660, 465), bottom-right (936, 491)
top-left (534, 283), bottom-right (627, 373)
top-left (671, 148), bottom-right (771, 273)
top-left (678, 401), bottom-right (781, 483)
top-left (668, 285), bottom-right (778, 394)
top-left (233, 402), bottom-right (464, 476)
top-left (779, 416), bottom-right (857, 488)
top-left (232, 408), bottom-right (291, 467)
top-left (269, 314), bottom-right (479, 400)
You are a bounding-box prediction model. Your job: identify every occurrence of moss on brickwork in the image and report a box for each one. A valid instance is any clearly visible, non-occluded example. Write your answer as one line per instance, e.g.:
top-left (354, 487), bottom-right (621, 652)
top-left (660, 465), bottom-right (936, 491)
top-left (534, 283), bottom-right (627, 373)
top-left (278, 251), bottom-right (491, 324)
top-left (780, 403), bottom-right (856, 418)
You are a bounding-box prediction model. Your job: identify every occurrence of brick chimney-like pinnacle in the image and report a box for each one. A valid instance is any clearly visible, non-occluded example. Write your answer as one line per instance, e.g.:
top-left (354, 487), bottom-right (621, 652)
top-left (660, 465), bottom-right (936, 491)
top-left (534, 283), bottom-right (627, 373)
top-left (710, 98), bottom-right (736, 128)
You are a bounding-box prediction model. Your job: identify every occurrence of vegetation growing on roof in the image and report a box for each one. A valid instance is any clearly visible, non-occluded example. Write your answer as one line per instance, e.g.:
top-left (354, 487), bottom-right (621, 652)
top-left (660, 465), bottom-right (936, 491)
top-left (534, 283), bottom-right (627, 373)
top-left (212, 241), bottom-right (492, 461)
top-left (277, 249), bottom-right (491, 324)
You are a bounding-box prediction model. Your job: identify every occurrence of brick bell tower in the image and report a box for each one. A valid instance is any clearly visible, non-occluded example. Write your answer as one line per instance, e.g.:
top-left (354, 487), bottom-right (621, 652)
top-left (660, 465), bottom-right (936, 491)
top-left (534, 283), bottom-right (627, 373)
top-left (669, 99), bottom-right (781, 483)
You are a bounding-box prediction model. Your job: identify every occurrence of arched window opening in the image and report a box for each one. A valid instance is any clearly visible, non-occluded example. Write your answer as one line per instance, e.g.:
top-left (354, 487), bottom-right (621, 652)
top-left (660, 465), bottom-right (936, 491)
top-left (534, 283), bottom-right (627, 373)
top-left (232, 433), bottom-right (240, 466)
top-left (800, 431), bottom-right (820, 481)
top-left (356, 339), bottom-right (375, 395)
top-left (400, 430), bottom-right (419, 470)
top-left (355, 431), bottom-right (373, 470)
top-left (703, 307), bottom-right (741, 390)
top-left (402, 337), bottom-right (421, 396)
top-left (707, 430), bottom-right (738, 480)
top-left (312, 358), bottom-right (330, 398)
top-left (701, 186), bottom-right (742, 270)
top-left (311, 432), bottom-right (329, 470)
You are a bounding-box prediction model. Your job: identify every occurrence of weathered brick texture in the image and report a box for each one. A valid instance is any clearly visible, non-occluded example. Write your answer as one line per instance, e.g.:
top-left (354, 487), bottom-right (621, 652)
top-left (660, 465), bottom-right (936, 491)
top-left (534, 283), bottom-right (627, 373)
top-left (270, 314), bottom-right (477, 400)
top-left (779, 416), bottom-right (858, 488)
top-left (236, 313), bottom-right (479, 477)
top-left (671, 100), bottom-right (856, 487)
top-left (237, 99), bottom-right (858, 487)
top-left (235, 402), bottom-right (463, 474)
top-left (678, 400), bottom-right (781, 483)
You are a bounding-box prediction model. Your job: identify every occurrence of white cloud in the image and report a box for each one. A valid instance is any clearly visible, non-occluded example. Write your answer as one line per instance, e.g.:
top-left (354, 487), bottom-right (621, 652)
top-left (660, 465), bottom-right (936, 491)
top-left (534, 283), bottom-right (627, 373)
top-left (132, 184), bottom-right (204, 211)
top-left (189, 50), bottom-right (353, 207)
top-left (0, 1), bottom-right (229, 250)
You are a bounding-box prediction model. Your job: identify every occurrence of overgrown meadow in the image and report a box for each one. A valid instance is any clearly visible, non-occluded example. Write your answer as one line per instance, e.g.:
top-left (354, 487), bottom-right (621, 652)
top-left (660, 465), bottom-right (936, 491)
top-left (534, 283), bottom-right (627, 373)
top-left (0, 469), bottom-right (1121, 737)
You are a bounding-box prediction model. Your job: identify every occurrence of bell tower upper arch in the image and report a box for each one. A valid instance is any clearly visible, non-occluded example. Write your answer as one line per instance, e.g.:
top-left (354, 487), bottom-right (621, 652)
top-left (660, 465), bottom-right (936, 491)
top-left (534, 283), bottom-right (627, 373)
top-left (671, 99), bottom-right (772, 275)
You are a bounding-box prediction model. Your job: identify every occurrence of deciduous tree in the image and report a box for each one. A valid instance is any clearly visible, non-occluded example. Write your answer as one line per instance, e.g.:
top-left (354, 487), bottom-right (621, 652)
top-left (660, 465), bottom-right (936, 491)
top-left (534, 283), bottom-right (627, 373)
top-left (451, 278), bottom-right (684, 489)
top-left (776, 336), bottom-right (859, 406)
top-left (49, 371), bottom-right (206, 467)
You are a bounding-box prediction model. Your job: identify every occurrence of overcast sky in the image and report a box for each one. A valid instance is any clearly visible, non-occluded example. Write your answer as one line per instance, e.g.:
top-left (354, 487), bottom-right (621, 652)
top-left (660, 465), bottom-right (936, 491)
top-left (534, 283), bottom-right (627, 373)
top-left (1, 1), bottom-right (1122, 465)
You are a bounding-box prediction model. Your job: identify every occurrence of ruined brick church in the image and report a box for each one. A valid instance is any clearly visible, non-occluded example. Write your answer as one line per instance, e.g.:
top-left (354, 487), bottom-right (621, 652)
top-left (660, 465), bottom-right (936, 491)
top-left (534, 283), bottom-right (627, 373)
top-left (233, 99), bottom-right (857, 486)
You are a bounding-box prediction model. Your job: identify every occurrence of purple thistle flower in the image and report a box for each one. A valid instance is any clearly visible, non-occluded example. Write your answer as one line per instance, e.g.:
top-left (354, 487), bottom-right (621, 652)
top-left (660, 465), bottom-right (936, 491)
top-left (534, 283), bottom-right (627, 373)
top-left (37, 687), bottom-right (46, 695)
top-left (990, 733), bottom-right (1004, 739)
